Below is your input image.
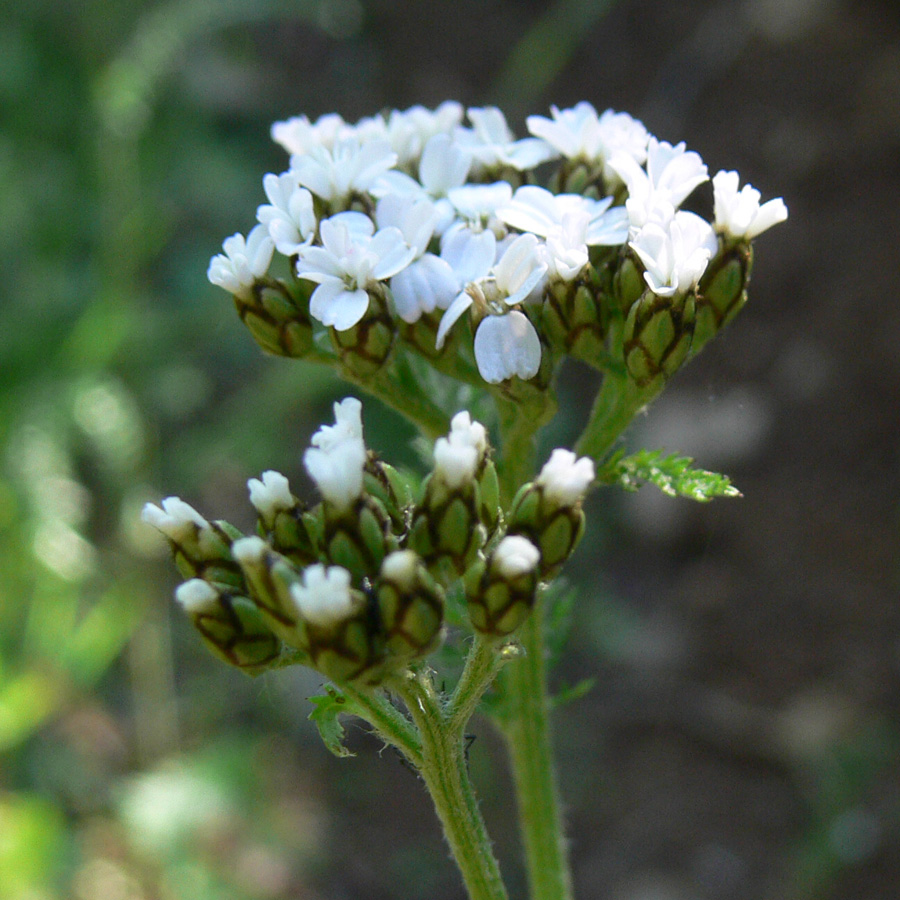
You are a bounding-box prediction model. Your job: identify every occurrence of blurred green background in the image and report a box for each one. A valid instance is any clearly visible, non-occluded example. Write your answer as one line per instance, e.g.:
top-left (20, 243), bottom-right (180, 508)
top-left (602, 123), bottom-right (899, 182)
top-left (2, 0), bottom-right (899, 897)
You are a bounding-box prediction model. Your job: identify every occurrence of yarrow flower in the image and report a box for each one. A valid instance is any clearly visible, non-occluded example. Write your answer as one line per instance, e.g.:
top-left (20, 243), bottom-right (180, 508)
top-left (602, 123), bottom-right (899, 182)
top-left (296, 214), bottom-right (416, 330)
top-left (433, 411), bottom-right (489, 489)
top-left (290, 564), bottom-right (356, 627)
top-left (630, 211), bottom-right (718, 297)
top-left (207, 225), bottom-right (274, 299)
top-left (256, 172), bottom-right (317, 257)
top-left (247, 470), bottom-right (294, 522)
top-left (535, 449), bottom-right (596, 507)
top-left (436, 232), bottom-right (548, 383)
top-left (712, 170), bottom-right (788, 240)
top-left (303, 397), bottom-right (367, 511)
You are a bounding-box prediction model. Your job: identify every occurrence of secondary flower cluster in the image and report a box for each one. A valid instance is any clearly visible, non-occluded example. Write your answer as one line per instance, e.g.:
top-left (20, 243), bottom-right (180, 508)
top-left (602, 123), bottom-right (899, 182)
top-left (143, 399), bottom-right (595, 683)
top-left (208, 101), bottom-right (787, 386)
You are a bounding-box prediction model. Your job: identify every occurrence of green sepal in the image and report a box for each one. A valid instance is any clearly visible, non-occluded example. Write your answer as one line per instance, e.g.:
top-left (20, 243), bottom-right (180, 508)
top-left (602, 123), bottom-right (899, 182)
top-left (234, 281), bottom-right (314, 358)
top-left (693, 241), bottom-right (753, 355)
top-left (236, 547), bottom-right (305, 648)
top-left (190, 592), bottom-right (281, 675)
top-left (267, 508), bottom-right (319, 566)
top-left (363, 459), bottom-right (412, 533)
top-left (330, 289), bottom-right (395, 376)
top-left (322, 497), bottom-right (390, 581)
top-left (308, 687), bottom-right (356, 758)
top-left (375, 552), bottom-right (445, 664)
top-left (477, 460), bottom-right (501, 534)
top-left (599, 448), bottom-right (742, 501)
top-left (613, 252), bottom-right (645, 312)
top-left (306, 607), bottom-right (386, 686)
top-left (623, 290), bottom-right (696, 388)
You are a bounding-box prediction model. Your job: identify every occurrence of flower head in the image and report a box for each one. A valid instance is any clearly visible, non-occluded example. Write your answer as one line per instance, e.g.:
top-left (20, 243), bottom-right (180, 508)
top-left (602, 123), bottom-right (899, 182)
top-left (630, 211), bottom-right (717, 297)
top-left (433, 411), bottom-right (489, 489)
top-left (256, 172), bottom-right (317, 257)
top-left (247, 470), bottom-right (294, 522)
top-left (536, 449), bottom-right (595, 507)
top-left (290, 564), bottom-right (356, 627)
top-left (303, 397), bottom-right (367, 511)
top-left (207, 225), bottom-right (274, 299)
top-left (712, 170), bottom-right (788, 240)
top-left (455, 106), bottom-right (554, 173)
top-left (291, 138), bottom-right (398, 207)
top-left (296, 214), bottom-right (415, 330)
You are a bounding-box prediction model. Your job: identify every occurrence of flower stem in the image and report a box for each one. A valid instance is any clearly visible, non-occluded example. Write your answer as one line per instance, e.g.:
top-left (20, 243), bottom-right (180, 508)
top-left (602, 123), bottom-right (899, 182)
top-left (396, 671), bottom-right (509, 900)
top-left (493, 403), bottom-right (574, 900)
top-left (497, 601), bottom-right (573, 900)
top-left (575, 370), bottom-right (659, 462)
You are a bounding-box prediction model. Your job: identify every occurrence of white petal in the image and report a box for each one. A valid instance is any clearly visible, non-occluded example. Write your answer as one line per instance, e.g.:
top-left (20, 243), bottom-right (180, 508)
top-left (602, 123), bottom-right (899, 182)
top-left (310, 281), bottom-right (370, 330)
top-left (435, 291), bottom-right (473, 349)
top-left (474, 312), bottom-right (541, 383)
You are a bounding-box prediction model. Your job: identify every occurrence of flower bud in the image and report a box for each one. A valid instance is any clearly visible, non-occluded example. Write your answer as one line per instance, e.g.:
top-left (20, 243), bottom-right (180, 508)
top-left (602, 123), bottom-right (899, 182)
top-left (290, 565), bottom-right (386, 684)
top-left (409, 413), bottom-right (491, 575)
top-left (466, 535), bottom-right (541, 636)
top-left (232, 536), bottom-right (305, 648)
top-left (374, 550), bottom-right (445, 663)
top-left (234, 280), bottom-right (314, 358)
top-left (175, 579), bottom-right (281, 674)
top-left (248, 470), bottom-right (318, 565)
top-left (692, 239), bottom-right (752, 356)
top-left (542, 271), bottom-right (608, 367)
top-left (142, 497), bottom-right (244, 590)
top-left (507, 449), bottom-right (594, 577)
top-left (622, 288), bottom-right (696, 388)
top-left (330, 287), bottom-right (395, 376)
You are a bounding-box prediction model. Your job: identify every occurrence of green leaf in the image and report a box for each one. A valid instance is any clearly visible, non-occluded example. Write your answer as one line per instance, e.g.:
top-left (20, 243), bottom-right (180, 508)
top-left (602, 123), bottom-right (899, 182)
top-left (308, 686), bottom-right (356, 758)
top-left (599, 449), bottom-right (742, 502)
top-left (550, 677), bottom-right (596, 710)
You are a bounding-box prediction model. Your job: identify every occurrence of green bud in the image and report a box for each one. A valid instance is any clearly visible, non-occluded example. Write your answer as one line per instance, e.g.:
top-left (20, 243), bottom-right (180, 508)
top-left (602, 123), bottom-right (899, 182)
top-left (330, 288), bottom-right (395, 376)
top-left (235, 281), bottom-right (314, 358)
top-left (543, 275), bottom-right (609, 367)
top-left (175, 579), bottom-right (281, 674)
top-left (232, 536), bottom-right (306, 647)
top-left (477, 458), bottom-right (501, 535)
top-left (375, 550), bottom-right (445, 663)
top-left (693, 240), bottom-right (753, 355)
top-left (466, 535), bottom-right (541, 637)
top-left (622, 289), bottom-right (696, 388)
top-left (409, 473), bottom-right (486, 576)
top-left (322, 496), bottom-right (394, 581)
top-left (613, 252), bottom-right (645, 313)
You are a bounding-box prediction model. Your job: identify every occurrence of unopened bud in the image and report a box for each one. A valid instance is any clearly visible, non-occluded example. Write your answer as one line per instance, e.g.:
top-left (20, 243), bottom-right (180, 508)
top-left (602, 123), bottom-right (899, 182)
top-left (507, 450), bottom-right (594, 576)
top-left (142, 497), bottom-right (243, 589)
top-left (175, 579), bottom-right (281, 674)
top-left (622, 288), bottom-right (696, 388)
top-left (248, 471), bottom-right (318, 564)
top-left (235, 281), bottom-right (314, 358)
top-left (466, 535), bottom-right (541, 636)
top-left (290, 565), bottom-right (385, 684)
top-left (375, 550), bottom-right (444, 663)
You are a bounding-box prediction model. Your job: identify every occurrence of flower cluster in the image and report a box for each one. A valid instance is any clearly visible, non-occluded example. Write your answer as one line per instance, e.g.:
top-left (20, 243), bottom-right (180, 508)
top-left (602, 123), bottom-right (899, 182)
top-left (144, 398), bottom-right (596, 682)
top-left (209, 102), bottom-right (786, 386)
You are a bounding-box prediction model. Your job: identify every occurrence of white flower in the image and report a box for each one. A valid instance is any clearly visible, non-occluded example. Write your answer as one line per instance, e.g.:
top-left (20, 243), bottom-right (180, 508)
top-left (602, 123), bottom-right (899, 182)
top-left (609, 137), bottom-right (708, 230)
top-left (175, 579), bottom-right (219, 613)
top-left (436, 233), bottom-right (544, 343)
top-left (296, 214), bottom-right (415, 330)
top-left (526, 105), bottom-right (649, 178)
top-left (247, 470), bottom-right (294, 523)
top-left (630, 211), bottom-right (718, 297)
top-left (291, 138), bottom-right (398, 207)
top-left (492, 535), bottom-right (540, 579)
top-left (436, 233), bottom-right (548, 383)
top-left (536, 449), bottom-right (595, 506)
top-left (497, 185), bottom-right (629, 275)
top-left (231, 535), bottom-right (269, 566)
top-left (290, 564), bottom-right (356, 628)
top-left (207, 225), bottom-right (274, 299)
top-left (433, 411), bottom-right (489, 489)
top-left (455, 106), bottom-right (554, 173)
top-left (374, 193), bottom-right (460, 323)
top-left (141, 496), bottom-right (208, 543)
top-left (303, 397), bottom-right (367, 511)
top-left (256, 172), bottom-right (317, 257)
top-left (382, 101), bottom-right (465, 168)
top-left (445, 182), bottom-right (513, 240)
top-left (712, 170), bottom-right (788, 240)
top-left (270, 112), bottom-right (349, 155)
